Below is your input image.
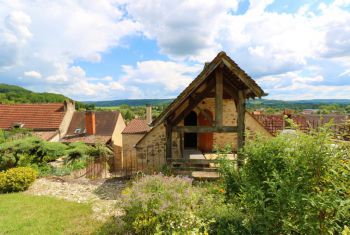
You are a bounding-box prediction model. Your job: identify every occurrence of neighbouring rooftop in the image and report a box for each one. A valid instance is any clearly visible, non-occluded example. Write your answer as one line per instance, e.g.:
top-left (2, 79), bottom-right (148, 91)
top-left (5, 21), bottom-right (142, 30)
top-left (122, 119), bottom-right (150, 134)
top-left (0, 103), bottom-right (66, 130)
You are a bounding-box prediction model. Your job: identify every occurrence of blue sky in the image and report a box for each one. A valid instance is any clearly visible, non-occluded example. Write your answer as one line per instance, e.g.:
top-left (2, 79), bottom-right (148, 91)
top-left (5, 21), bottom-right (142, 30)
top-left (0, 0), bottom-right (349, 101)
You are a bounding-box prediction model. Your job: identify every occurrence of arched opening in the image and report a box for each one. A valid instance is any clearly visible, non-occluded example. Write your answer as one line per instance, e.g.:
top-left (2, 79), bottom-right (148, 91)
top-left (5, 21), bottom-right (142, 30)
top-left (184, 111), bottom-right (197, 149)
top-left (198, 110), bottom-right (213, 152)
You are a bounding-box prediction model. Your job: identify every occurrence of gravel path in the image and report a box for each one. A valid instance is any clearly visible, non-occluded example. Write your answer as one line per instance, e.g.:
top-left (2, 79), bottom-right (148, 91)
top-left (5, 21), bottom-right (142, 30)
top-left (25, 177), bottom-right (127, 221)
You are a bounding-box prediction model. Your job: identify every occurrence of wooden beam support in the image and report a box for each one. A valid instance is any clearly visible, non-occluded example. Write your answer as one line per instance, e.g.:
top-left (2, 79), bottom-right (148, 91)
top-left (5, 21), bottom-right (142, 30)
top-left (173, 125), bottom-right (237, 133)
top-left (170, 78), bottom-right (215, 126)
top-left (237, 90), bottom-right (246, 167)
top-left (215, 68), bottom-right (223, 127)
top-left (194, 106), bottom-right (212, 122)
top-left (165, 120), bottom-right (172, 159)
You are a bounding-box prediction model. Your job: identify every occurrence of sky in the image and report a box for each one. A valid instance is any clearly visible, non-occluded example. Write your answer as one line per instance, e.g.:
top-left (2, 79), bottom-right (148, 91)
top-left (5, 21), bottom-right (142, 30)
top-left (0, 0), bottom-right (350, 101)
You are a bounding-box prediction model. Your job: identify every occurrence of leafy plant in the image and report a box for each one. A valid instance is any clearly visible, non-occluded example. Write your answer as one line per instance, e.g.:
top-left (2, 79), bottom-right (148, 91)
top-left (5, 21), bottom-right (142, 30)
top-left (0, 137), bottom-right (67, 171)
top-left (0, 167), bottom-right (38, 193)
top-left (121, 174), bottom-right (211, 234)
top-left (218, 127), bottom-right (350, 234)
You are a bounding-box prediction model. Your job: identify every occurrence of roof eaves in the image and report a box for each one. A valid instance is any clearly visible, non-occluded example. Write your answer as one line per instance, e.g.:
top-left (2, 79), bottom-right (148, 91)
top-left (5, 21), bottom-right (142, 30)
top-left (151, 53), bottom-right (223, 126)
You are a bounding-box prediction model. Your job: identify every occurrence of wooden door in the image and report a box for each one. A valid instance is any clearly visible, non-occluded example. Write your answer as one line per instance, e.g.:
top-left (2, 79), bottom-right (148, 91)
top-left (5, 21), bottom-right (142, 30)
top-left (198, 110), bottom-right (213, 152)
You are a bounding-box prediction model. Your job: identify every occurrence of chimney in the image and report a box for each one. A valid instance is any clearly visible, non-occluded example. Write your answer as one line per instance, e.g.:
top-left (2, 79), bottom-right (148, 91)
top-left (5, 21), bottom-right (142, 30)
top-left (85, 111), bottom-right (96, 135)
top-left (146, 104), bottom-right (152, 125)
top-left (64, 100), bottom-right (75, 112)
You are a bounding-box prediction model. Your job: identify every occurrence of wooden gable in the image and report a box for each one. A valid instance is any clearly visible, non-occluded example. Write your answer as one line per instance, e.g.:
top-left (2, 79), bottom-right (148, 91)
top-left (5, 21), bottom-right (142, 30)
top-left (151, 51), bottom-right (266, 128)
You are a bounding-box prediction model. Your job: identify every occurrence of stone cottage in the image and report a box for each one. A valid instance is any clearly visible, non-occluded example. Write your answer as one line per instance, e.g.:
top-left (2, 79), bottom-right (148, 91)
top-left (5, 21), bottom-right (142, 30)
top-left (121, 51), bottom-right (272, 172)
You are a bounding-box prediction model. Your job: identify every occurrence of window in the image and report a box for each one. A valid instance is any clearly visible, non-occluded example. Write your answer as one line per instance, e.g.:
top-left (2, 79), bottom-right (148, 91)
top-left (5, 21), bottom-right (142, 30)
top-left (12, 123), bottom-right (24, 129)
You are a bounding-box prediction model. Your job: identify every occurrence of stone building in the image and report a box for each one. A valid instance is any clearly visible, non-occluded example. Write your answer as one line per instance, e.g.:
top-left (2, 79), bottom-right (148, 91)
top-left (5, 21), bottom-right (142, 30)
top-left (121, 51), bottom-right (272, 172)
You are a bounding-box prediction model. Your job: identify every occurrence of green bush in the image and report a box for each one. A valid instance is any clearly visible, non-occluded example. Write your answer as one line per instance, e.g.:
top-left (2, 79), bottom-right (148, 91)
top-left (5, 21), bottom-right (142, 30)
top-left (218, 128), bottom-right (350, 234)
top-left (0, 167), bottom-right (38, 193)
top-left (121, 174), bottom-right (211, 234)
top-left (0, 137), bottom-right (67, 171)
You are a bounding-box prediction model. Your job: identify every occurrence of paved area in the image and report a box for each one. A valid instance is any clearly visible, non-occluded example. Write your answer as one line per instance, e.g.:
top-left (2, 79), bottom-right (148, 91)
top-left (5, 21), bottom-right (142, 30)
top-left (26, 176), bottom-right (126, 221)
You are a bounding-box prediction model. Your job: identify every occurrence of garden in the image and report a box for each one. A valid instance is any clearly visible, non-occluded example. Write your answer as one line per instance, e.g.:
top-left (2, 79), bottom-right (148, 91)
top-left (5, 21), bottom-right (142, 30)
top-left (0, 125), bottom-right (349, 234)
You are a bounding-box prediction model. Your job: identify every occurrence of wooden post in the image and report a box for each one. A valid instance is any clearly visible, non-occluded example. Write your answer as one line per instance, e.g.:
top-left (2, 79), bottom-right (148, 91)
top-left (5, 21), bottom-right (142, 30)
top-left (215, 68), bottom-right (223, 127)
top-left (165, 121), bottom-right (172, 159)
top-left (237, 90), bottom-right (246, 167)
top-left (180, 130), bottom-right (184, 158)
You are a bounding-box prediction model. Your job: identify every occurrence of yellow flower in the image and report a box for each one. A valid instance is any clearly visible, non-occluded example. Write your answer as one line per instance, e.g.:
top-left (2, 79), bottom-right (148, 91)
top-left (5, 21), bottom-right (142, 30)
top-left (219, 188), bottom-right (225, 193)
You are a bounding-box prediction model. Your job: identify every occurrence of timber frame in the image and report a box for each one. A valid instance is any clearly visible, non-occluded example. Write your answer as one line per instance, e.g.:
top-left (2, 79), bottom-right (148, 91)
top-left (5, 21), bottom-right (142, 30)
top-left (136, 51), bottom-right (267, 161)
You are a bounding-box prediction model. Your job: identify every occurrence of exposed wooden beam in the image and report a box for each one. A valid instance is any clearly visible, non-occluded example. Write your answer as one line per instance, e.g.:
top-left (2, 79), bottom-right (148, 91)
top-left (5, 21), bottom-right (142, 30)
top-left (215, 68), bottom-right (223, 127)
top-left (173, 125), bottom-right (237, 133)
top-left (179, 130), bottom-right (184, 158)
top-left (223, 80), bottom-right (239, 105)
top-left (170, 79), bottom-right (215, 125)
top-left (222, 58), bottom-right (263, 98)
top-left (237, 90), bottom-right (246, 167)
top-left (165, 120), bottom-right (172, 159)
top-left (194, 106), bottom-right (212, 122)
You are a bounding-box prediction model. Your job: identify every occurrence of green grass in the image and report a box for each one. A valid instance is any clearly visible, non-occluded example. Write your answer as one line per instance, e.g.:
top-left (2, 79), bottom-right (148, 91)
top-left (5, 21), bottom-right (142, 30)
top-left (0, 193), bottom-right (112, 235)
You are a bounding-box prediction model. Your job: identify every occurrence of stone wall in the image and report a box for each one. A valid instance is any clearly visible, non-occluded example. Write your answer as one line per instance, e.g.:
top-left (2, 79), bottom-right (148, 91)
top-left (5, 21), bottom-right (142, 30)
top-left (135, 124), bottom-right (167, 171)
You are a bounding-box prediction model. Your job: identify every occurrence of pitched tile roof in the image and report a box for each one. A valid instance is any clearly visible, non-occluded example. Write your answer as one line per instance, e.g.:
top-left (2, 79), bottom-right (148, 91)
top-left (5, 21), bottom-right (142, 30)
top-left (65, 111), bottom-right (120, 136)
top-left (254, 114), bottom-right (349, 135)
top-left (0, 103), bottom-right (66, 130)
top-left (122, 119), bottom-right (150, 134)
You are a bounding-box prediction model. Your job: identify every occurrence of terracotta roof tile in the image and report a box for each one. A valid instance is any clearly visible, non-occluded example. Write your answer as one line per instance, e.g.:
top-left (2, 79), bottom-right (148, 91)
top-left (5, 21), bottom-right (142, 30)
top-left (122, 119), bottom-right (150, 134)
top-left (0, 103), bottom-right (66, 130)
top-left (254, 114), bottom-right (349, 135)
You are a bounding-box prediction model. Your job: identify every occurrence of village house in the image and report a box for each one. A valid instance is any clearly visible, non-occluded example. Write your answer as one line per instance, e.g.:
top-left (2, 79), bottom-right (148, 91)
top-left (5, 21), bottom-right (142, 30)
top-left (0, 101), bottom-right (75, 141)
top-left (61, 110), bottom-right (126, 168)
top-left (120, 51), bottom-right (272, 173)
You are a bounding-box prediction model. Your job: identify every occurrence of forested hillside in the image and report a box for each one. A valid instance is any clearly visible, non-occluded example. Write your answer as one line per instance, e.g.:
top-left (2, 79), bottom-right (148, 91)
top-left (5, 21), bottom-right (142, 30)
top-left (0, 84), bottom-right (70, 104)
top-left (84, 99), bottom-right (173, 107)
top-left (0, 84), bottom-right (94, 109)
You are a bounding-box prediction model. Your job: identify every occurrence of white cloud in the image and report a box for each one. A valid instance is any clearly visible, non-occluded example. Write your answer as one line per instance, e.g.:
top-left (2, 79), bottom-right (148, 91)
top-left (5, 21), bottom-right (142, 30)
top-left (257, 71), bottom-right (350, 100)
top-left (24, 70), bottom-right (41, 79)
top-left (0, 0), bottom-right (140, 99)
top-left (124, 0), bottom-right (239, 62)
top-left (123, 0), bottom-right (350, 77)
top-left (32, 65), bottom-right (126, 100)
top-left (1, 0), bottom-right (350, 100)
top-left (120, 60), bottom-right (201, 92)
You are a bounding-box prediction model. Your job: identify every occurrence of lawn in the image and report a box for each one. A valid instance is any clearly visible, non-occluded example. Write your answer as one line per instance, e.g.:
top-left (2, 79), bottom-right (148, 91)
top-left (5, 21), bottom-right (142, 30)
top-left (0, 193), bottom-right (113, 235)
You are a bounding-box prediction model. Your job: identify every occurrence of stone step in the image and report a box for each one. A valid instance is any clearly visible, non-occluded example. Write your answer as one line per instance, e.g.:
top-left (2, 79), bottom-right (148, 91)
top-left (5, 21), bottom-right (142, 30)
top-left (191, 171), bottom-right (220, 180)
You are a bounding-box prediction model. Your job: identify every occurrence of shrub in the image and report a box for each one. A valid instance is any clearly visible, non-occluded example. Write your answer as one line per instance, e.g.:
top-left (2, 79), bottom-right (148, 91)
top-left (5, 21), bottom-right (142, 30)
top-left (65, 142), bottom-right (92, 164)
top-left (0, 167), bottom-right (38, 193)
top-left (219, 128), bottom-right (350, 234)
top-left (121, 174), bottom-right (210, 234)
top-left (0, 137), bottom-right (67, 171)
